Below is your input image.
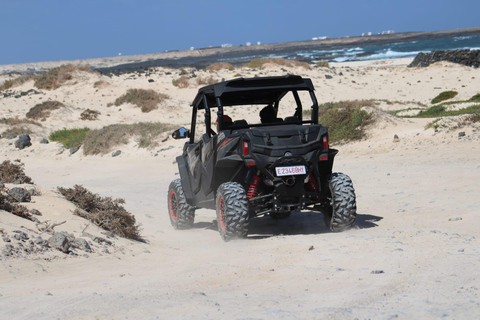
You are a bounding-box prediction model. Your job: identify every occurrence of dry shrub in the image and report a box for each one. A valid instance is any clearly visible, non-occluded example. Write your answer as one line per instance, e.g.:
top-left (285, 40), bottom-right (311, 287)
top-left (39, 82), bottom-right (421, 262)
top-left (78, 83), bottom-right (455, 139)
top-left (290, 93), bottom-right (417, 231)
top-left (196, 76), bottom-right (218, 86)
top-left (172, 75), bottom-right (190, 88)
top-left (26, 100), bottom-right (65, 120)
top-left (1, 116), bottom-right (41, 127)
top-left (111, 88), bottom-right (168, 112)
top-left (0, 159), bottom-right (33, 184)
top-left (93, 80), bottom-right (109, 88)
top-left (1, 116), bottom-right (42, 137)
top-left (2, 126), bottom-right (30, 137)
top-left (0, 74), bottom-right (37, 90)
top-left (57, 185), bottom-right (142, 241)
top-left (247, 58), bottom-right (311, 70)
top-left (206, 62), bottom-right (235, 72)
top-left (82, 122), bottom-right (177, 155)
top-left (0, 185), bottom-right (32, 220)
top-left (80, 109), bottom-right (100, 120)
top-left (34, 64), bottom-right (96, 90)
top-left (316, 61), bottom-right (330, 68)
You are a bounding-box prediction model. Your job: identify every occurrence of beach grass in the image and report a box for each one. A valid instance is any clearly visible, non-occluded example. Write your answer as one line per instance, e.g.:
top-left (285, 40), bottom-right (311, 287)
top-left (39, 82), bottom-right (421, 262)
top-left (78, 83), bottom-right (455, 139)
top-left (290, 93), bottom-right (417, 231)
top-left (49, 127), bottom-right (90, 149)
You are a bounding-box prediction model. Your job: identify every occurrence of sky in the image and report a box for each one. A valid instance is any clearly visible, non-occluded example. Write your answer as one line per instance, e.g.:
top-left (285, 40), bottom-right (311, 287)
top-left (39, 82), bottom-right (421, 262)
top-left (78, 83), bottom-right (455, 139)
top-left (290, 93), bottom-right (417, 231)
top-left (1, 0), bottom-right (479, 65)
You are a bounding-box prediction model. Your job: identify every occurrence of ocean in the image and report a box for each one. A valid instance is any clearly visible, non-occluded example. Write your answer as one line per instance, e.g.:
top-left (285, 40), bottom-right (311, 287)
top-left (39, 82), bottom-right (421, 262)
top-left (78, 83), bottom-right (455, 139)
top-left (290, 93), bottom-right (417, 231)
top-left (257, 35), bottom-right (480, 63)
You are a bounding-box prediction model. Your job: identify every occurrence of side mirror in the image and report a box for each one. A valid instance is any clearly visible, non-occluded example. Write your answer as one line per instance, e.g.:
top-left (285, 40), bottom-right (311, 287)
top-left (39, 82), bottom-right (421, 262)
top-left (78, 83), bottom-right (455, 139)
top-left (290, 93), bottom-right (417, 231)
top-left (172, 127), bottom-right (189, 139)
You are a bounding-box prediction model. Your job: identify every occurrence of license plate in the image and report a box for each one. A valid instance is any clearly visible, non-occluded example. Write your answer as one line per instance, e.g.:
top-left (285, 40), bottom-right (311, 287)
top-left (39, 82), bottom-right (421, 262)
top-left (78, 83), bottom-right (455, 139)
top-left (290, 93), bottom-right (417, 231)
top-left (275, 165), bottom-right (306, 176)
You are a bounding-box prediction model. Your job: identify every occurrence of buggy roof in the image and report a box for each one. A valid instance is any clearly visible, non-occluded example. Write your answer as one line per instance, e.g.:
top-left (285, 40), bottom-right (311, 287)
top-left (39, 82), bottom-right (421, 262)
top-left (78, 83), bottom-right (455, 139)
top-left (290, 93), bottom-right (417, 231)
top-left (192, 75), bottom-right (315, 109)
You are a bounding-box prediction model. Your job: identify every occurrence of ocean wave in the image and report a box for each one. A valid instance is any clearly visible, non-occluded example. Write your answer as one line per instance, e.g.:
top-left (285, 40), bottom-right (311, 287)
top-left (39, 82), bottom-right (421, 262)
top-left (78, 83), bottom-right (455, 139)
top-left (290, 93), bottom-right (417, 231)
top-left (360, 49), bottom-right (426, 60)
top-left (454, 36), bottom-right (473, 41)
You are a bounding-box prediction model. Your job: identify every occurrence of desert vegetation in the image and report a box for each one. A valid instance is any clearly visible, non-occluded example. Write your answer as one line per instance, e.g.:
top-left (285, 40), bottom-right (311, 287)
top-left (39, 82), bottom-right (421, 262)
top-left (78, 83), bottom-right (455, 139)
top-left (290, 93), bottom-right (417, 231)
top-left (109, 88), bottom-right (168, 112)
top-left (246, 58), bottom-right (310, 70)
top-left (315, 61), bottom-right (330, 68)
top-left (431, 90), bottom-right (458, 104)
top-left (57, 185), bottom-right (142, 241)
top-left (34, 64), bottom-right (96, 90)
top-left (196, 75), bottom-right (217, 86)
top-left (1, 116), bottom-right (41, 136)
top-left (206, 62), bottom-right (235, 72)
top-left (80, 109), bottom-right (100, 121)
top-left (0, 159), bottom-right (33, 184)
top-left (0, 185), bottom-right (32, 220)
top-left (49, 127), bottom-right (90, 149)
top-left (172, 75), bottom-right (190, 88)
top-left (82, 122), bottom-right (176, 155)
top-left (93, 80), bottom-right (109, 89)
top-left (26, 100), bottom-right (65, 120)
top-left (469, 93), bottom-right (480, 102)
top-left (0, 74), bottom-right (37, 90)
top-left (310, 100), bottom-right (374, 144)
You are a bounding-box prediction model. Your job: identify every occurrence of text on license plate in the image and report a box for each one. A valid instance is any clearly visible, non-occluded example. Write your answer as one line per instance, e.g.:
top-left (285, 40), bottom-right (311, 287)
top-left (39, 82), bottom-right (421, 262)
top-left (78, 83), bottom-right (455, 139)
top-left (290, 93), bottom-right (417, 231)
top-left (275, 165), bottom-right (306, 176)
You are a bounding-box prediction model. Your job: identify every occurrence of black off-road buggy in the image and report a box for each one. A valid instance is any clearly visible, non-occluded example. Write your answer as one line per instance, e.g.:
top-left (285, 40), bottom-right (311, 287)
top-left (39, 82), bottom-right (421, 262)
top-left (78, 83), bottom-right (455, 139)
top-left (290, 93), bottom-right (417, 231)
top-left (168, 75), bottom-right (356, 240)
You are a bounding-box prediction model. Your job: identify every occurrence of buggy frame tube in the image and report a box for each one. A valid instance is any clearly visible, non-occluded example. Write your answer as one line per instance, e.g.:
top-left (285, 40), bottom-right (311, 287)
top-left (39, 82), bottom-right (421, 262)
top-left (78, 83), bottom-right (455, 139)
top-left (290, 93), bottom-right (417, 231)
top-left (203, 95), bottom-right (212, 137)
top-left (309, 91), bottom-right (319, 124)
top-left (190, 104), bottom-right (197, 144)
top-left (216, 97), bottom-right (224, 130)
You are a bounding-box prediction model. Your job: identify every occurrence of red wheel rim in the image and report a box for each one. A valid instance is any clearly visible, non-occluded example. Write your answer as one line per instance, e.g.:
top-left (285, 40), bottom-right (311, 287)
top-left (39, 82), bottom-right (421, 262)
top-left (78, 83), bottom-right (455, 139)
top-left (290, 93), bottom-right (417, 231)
top-left (218, 197), bottom-right (226, 230)
top-left (169, 190), bottom-right (178, 221)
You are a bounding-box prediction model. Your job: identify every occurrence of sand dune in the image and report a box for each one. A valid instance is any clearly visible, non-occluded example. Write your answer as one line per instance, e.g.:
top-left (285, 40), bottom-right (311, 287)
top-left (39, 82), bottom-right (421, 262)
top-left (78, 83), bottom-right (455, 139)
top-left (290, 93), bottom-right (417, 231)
top-left (1, 58), bottom-right (480, 319)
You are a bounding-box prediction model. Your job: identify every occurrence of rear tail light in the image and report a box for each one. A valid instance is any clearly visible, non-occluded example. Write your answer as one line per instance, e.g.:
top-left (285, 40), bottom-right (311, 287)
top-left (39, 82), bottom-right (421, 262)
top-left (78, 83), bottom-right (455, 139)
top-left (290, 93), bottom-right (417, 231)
top-left (322, 135), bottom-right (329, 150)
top-left (242, 141), bottom-right (249, 156)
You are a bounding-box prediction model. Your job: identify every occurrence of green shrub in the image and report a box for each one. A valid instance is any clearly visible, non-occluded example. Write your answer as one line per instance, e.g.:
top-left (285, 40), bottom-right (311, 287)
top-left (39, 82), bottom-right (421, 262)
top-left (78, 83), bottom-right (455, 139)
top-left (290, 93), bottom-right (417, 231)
top-left (111, 88), bottom-right (168, 112)
top-left (469, 93), bottom-right (480, 102)
top-left (415, 104), bottom-right (480, 118)
top-left (416, 105), bottom-right (446, 117)
top-left (57, 184), bottom-right (142, 241)
top-left (431, 91), bottom-right (458, 104)
top-left (49, 127), bottom-right (90, 149)
top-left (315, 100), bottom-right (374, 144)
top-left (26, 100), bottom-right (65, 120)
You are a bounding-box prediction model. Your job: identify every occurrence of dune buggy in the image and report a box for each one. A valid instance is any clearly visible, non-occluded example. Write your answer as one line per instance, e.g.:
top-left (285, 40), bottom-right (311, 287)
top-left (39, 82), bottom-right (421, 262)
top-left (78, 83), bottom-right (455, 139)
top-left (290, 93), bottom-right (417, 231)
top-left (168, 75), bottom-right (356, 240)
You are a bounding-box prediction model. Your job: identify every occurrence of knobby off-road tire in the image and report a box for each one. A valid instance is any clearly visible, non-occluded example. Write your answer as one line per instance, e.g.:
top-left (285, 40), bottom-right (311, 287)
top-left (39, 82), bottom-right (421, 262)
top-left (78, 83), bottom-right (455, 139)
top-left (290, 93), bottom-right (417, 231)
top-left (326, 173), bottom-right (357, 232)
top-left (216, 182), bottom-right (250, 241)
top-left (167, 179), bottom-right (195, 229)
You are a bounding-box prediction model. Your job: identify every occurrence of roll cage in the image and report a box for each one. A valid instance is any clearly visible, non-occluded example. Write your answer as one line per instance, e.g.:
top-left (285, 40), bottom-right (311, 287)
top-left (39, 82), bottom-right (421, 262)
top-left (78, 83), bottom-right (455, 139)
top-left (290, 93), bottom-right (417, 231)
top-left (188, 75), bottom-right (319, 143)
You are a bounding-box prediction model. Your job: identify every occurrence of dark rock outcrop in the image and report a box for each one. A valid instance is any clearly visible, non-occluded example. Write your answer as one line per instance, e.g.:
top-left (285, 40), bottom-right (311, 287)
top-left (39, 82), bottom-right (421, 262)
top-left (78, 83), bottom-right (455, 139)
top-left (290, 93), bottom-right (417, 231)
top-left (14, 134), bottom-right (32, 150)
top-left (69, 145), bottom-right (81, 155)
top-left (48, 233), bottom-right (71, 253)
top-left (8, 187), bottom-right (31, 202)
top-left (408, 49), bottom-right (480, 68)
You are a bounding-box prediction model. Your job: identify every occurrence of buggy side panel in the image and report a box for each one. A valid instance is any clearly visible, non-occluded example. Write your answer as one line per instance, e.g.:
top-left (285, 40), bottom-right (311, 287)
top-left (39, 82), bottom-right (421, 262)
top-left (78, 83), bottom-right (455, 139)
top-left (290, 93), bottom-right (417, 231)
top-left (176, 155), bottom-right (195, 206)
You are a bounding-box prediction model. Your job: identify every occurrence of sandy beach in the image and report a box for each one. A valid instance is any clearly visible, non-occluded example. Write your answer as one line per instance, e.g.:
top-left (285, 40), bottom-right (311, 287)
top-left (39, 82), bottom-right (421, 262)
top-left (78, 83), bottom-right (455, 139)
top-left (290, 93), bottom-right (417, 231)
top-left (1, 56), bottom-right (479, 319)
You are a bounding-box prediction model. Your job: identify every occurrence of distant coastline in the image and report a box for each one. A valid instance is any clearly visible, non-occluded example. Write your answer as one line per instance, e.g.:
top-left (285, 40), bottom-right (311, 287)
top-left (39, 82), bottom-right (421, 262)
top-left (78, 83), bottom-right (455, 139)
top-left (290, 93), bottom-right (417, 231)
top-left (1, 27), bottom-right (480, 74)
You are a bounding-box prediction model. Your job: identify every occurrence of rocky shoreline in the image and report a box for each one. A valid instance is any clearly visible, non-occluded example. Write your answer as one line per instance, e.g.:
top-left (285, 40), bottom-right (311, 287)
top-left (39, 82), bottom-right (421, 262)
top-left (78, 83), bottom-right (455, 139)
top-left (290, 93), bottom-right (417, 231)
top-left (2, 27), bottom-right (480, 75)
top-left (408, 49), bottom-right (480, 68)
top-left (96, 27), bottom-right (480, 74)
